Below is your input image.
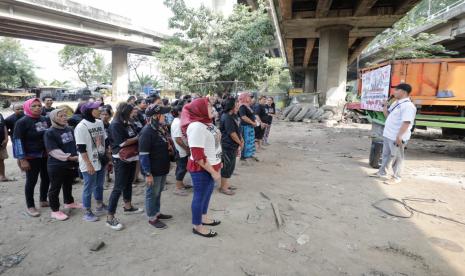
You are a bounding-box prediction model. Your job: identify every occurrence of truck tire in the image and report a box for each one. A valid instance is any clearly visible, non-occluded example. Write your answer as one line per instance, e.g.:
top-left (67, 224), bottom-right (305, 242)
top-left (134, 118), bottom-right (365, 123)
top-left (287, 105), bottom-right (303, 121)
top-left (321, 105), bottom-right (337, 115)
top-left (310, 108), bottom-right (324, 120)
top-left (283, 105), bottom-right (295, 117)
top-left (294, 105), bottom-right (311, 121)
top-left (369, 140), bottom-right (383, 169)
top-left (305, 107), bottom-right (318, 119)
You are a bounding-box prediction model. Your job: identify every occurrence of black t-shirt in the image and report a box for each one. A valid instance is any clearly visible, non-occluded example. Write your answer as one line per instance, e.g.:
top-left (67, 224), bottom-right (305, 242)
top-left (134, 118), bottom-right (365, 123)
top-left (138, 125), bottom-right (170, 176)
top-left (137, 110), bottom-right (146, 126)
top-left (0, 114), bottom-right (6, 142)
top-left (42, 107), bottom-right (55, 117)
top-left (109, 120), bottom-right (137, 155)
top-left (68, 114), bottom-right (82, 129)
top-left (220, 113), bottom-right (241, 151)
top-left (5, 113), bottom-right (24, 138)
top-left (255, 104), bottom-right (271, 124)
top-left (44, 126), bottom-right (78, 168)
top-left (238, 105), bottom-right (256, 126)
top-left (265, 104), bottom-right (275, 124)
top-left (13, 115), bottom-right (49, 158)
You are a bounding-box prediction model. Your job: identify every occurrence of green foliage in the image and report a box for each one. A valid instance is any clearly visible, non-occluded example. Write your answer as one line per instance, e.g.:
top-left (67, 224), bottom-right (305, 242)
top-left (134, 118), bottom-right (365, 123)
top-left (264, 58), bottom-right (292, 92)
top-left (0, 38), bottom-right (38, 88)
top-left (129, 74), bottom-right (161, 92)
top-left (157, 0), bottom-right (274, 94)
top-left (48, 79), bottom-right (71, 88)
top-left (58, 45), bottom-right (111, 87)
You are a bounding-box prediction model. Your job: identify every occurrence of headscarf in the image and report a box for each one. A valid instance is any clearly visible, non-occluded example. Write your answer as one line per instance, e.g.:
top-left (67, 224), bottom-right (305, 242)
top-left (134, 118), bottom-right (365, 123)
top-left (23, 98), bottom-right (41, 119)
top-left (82, 107), bottom-right (96, 123)
top-left (181, 97), bottom-right (211, 134)
top-left (49, 108), bottom-right (66, 129)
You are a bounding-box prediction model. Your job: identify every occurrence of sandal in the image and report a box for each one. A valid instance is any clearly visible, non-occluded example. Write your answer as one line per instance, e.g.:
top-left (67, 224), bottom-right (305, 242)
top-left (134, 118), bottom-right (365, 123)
top-left (219, 188), bottom-right (235, 196)
top-left (202, 219), bottom-right (221, 226)
top-left (192, 228), bottom-right (217, 238)
top-left (229, 185), bottom-right (238, 190)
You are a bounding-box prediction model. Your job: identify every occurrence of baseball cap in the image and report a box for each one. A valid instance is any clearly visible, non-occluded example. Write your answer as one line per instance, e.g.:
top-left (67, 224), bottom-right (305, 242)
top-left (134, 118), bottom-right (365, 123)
top-left (393, 83), bottom-right (412, 94)
top-left (80, 102), bottom-right (101, 113)
top-left (145, 104), bottom-right (171, 117)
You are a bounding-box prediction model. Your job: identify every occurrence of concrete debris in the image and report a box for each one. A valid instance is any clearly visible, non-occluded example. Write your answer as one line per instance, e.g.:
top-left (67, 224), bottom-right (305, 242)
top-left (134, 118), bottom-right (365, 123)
top-left (246, 212), bottom-right (261, 224)
top-left (271, 202), bottom-right (284, 229)
top-left (89, 241), bottom-right (105, 252)
top-left (278, 242), bottom-right (297, 253)
top-left (259, 192), bottom-right (270, 201)
top-left (296, 234), bottom-right (310, 245)
top-left (0, 247), bottom-right (27, 273)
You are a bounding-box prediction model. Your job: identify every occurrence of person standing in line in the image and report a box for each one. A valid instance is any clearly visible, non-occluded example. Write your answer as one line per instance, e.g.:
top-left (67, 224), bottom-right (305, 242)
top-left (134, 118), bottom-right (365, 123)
top-left (0, 112), bottom-right (11, 182)
top-left (107, 103), bottom-right (144, 231)
top-left (253, 96), bottom-right (269, 151)
top-left (41, 96), bottom-right (55, 117)
top-left (371, 83), bottom-right (417, 185)
top-left (219, 97), bottom-right (243, 195)
top-left (75, 102), bottom-right (110, 222)
top-left (135, 98), bottom-right (148, 125)
top-left (127, 96), bottom-right (136, 105)
top-left (171, 101), bottom-right (191, 196)
top-left (100, 106), bottom-right (114, 185)
top-left (44, 109), bottom-right (82, 221)
top-left (238, 93), bottom-right (259, 162)
top-left (5, 104), bottom-right (24, 140)
top-left (139, 104), bottom-right (173, 229)
top-left (130, 107), bottom-right (144, 184)
top-left (263, 97), bottom-right (275, 145)
top-left (68, 102), bottom-right (85, 129)
top-left (13, 98), bottom-right (50, 217)
top-left (182, 98), bottom-right (222, 238)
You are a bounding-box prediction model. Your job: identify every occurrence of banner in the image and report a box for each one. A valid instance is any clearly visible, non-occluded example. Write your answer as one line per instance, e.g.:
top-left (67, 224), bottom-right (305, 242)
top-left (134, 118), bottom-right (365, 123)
top-left (361, 65), bottom-right (391, 111)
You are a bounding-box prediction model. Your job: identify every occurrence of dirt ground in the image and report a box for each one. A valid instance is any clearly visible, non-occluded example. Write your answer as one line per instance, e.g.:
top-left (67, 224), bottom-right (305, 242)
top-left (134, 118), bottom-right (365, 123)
top-left (1, 119), bottom-right (465, 276)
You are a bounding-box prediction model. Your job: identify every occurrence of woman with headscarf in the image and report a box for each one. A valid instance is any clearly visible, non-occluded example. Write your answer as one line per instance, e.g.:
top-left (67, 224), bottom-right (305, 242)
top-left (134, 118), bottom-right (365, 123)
top-left (181, 98), bottom-right (222, 238)
top-left (139, 104), bottom-right (173, 229)
top-left (238, 93), bottom-right (259, 162)
top-left (44, 109), bottom-right (81, 221)
top-left (13, 98), bottom-right (50, 217)
top-left (107, 102), bottom-right (143, 231)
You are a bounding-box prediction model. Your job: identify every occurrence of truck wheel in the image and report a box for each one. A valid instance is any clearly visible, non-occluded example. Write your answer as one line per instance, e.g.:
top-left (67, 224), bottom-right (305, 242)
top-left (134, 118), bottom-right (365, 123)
top-left (369, 140), bottom-right (383, 169)
top-left (287, 105), bottom-right (302, 121)
top-left (283, 105), bottom-right (295, 117)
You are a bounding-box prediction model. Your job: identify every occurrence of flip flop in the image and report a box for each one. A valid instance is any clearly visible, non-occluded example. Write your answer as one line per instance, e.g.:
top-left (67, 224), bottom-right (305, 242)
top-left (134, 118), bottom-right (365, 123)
top-left (192, 228), bottom-right (217, 238)
top-left (219, 188), bottom-right (235, 196)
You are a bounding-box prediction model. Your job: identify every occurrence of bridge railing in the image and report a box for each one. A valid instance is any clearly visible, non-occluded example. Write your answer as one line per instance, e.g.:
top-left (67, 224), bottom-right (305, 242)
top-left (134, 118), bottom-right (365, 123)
top-left (363, 0), bottom-right (465, 56)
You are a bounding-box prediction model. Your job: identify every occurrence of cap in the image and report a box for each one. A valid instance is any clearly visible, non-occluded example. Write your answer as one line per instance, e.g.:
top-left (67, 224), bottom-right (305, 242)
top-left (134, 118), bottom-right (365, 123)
top-left (393, 83), bottom-right (412, 94)
top-left (145, 104), bottom-right (171, 117)
top-left (80, 102), bottom-right (101, 113)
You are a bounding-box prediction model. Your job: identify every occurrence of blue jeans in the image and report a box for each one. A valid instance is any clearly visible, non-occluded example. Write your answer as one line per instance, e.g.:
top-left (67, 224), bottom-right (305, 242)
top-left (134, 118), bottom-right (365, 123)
top-left (82, 169), bottom-right (105, 210)
top-left (190, 171), bottom-right (215, 225)
top-left (145, 175), bottom-right (167, 220)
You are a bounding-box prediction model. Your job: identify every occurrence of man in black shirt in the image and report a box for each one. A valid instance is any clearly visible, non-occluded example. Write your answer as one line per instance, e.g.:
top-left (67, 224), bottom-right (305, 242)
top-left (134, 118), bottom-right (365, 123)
top-left (41, 96), bottom-right (55, 117)
top-left (0, 113), bottom-right (10, 181)
top-left (253, 96), bottom-right (270, 150)
top-left (5, 104), bottom-right (24, 140)
top-left (219, 97), bottom-right (243, 195)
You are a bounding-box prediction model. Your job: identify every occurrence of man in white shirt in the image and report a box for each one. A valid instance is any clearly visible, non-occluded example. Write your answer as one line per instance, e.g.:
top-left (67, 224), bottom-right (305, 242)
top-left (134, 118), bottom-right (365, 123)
top-left (171, 102), bottom-right (191, 196)
top-left (372, 83), bottom-right (417, 184)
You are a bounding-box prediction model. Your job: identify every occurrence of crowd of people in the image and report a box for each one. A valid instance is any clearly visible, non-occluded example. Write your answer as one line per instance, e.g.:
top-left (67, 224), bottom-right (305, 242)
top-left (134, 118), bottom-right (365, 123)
top-left (0, 92), bottom-right (276, 238)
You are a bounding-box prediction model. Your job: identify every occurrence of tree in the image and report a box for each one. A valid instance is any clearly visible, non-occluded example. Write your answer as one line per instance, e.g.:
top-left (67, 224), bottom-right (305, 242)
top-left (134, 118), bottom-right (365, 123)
top-left (157, 0), bottom-right (274, 94)
top-left (262, 58), bottom-right (292, 92)
top-left (129, 74), bottom-right (161, 92)
top-left (58, 45), bottom-right (110, 87)
top-left (0, 38), bottom-right (38, 88)
top-left (128, 54), bottom-right (160, 91)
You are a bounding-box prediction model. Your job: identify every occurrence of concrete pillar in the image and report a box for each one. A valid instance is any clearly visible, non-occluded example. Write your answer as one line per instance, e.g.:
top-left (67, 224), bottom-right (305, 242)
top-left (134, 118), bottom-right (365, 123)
top-left (316, 25), bottom-right (351, 107)
top-left (111, 46), bottom-right (129, 102)
top-left (304, 69), bottom-right (316, 93)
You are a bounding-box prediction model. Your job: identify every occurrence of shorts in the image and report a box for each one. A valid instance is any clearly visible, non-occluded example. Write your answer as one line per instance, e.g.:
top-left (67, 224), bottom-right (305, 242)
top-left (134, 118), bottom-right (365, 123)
top-left (221, 148), bottom-right (237, 179)
top-left (175, 156), bottom-right (188, 181)
top-left (0, 147), bottom-right (8, 160)
top-left (255, 126), bottom-right (265, 140)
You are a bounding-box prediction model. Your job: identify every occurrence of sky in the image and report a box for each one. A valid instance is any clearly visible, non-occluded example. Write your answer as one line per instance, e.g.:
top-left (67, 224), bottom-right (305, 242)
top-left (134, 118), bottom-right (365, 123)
top-left (17, 0), bottom-right (217, 87)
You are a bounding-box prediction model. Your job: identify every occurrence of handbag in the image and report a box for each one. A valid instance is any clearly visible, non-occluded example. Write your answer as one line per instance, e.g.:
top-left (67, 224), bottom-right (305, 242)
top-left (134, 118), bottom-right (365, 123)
top-left (119, 144), bottom-right (139, 162)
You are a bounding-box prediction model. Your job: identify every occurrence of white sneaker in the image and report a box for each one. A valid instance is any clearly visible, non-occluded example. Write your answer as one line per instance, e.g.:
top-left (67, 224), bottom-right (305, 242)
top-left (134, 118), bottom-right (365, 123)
top-left (384, 178), bottom-right (401, 185)
top-left (106, 217), bottom-right (124, 231)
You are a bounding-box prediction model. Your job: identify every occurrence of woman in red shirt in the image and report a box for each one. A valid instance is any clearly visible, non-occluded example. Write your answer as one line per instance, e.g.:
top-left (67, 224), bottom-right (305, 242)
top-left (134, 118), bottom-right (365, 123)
top-left (182, 98), bottom-right (222, 238)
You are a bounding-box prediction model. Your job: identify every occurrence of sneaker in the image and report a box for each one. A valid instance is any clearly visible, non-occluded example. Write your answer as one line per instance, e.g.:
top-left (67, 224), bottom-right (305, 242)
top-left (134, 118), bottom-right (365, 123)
top-left (40, 201), bottom-right (50, 208)
top-left (148, 219), bottom-right (167, 229)
top-left (369, 172), bottom-right (388, 179)
top-left (158, 213), bottom-right (173, 220)
top-left (83, 210), bottom-right (99, 222)
top-left (384, 178), bottom-right (402, 185)
top-left (26, 207), bottom-right (40, 217)
top-left (64, 202), bottom-right (83, 209)
top-left (51, 211), bottom-right (69, 221)
top-left (94, 204), bottom-right (108, 216)
top-left (173, 188), bottom-right (189, 196)
top-left (123, 206), bottom-right (144, 215)
top-left (106, 217), bottom-right (124, 231)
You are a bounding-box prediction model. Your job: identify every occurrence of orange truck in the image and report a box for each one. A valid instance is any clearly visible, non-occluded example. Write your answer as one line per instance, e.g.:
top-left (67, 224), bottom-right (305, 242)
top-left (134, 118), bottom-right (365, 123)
top-left (347, 58), bottom-right (465, 167)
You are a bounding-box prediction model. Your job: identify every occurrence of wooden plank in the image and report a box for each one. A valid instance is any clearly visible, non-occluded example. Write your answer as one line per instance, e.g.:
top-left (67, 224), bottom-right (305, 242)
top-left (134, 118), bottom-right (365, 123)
top-left (271, 202), bottom-right (284, 229)
top-left (315, 0), bottom-right (333, 18)
top-left (278, 0), bottom-right (292, 20)
top-left (285, 38), bottom-right (294, 67)
top-left (353, 0), bottom-right (379, 16)
top-left (348, 37), bottom-right (374, 64)
top-left (303, 38), bottom-right (316, 67)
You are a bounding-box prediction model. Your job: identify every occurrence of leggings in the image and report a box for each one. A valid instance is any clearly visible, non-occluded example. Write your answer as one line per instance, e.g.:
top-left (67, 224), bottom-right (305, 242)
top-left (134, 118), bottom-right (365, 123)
top-left (108, 158), bottom-right (136, 215)
top-left (190, 171), bottom-right (215, 225)
top-left (48, 166), bottom-right (75, 212)
top-left (25, 157), bottom-right (50, 208)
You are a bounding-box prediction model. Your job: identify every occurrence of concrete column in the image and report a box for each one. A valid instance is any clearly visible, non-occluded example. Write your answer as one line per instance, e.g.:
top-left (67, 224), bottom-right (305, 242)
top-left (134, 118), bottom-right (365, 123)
top-left (304, 69), bottom-right (316, 93)
top-left (316, 25), bottom-right (351, 106)
top-left (111, 46), bottom-right (129, 102)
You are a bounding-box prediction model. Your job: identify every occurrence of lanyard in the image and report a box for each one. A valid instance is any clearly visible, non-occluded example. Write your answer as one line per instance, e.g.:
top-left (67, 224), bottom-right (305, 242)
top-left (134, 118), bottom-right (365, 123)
top-left (388, 100), bottom-right (411, 113)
